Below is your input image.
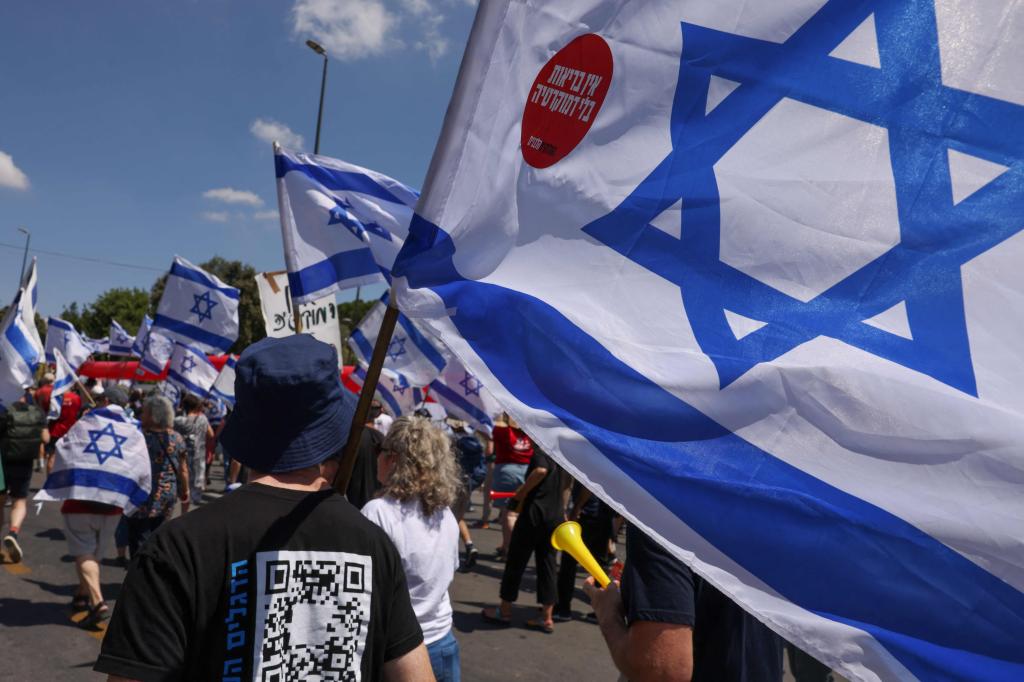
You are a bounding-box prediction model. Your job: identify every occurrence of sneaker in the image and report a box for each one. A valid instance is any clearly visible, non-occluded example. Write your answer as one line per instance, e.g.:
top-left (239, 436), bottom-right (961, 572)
top-left (552, 611), bottom-right (573, 623)
top-left (460, 547), bottom-right (479, 573)
top-left (3, 534), bottom-right (22, 563)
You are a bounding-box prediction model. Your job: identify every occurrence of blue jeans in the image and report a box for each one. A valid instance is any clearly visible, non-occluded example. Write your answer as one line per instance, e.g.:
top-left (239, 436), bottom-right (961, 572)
top-left (426, 629), bottom-right (461, 682)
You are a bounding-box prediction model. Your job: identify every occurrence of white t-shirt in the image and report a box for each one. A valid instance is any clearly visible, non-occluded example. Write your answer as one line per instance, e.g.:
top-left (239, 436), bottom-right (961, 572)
top-left (373, 413), bottom-right (394, 435)
top-left (361, 495), bottom-right (459, 645)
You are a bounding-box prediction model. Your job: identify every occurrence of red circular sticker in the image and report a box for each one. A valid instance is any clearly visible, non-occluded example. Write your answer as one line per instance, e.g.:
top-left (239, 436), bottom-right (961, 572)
top-left (521, 34), bottom-right (613, 169)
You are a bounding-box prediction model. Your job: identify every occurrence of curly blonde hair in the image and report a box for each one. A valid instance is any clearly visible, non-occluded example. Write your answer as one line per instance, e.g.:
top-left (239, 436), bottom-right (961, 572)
top-left (381, 417), bottom-right (464, 516)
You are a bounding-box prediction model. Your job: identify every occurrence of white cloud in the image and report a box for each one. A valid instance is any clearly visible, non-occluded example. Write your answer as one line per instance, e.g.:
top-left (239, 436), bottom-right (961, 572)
top-left (0, 151), bottom-right (29, 190)
top-left (203, 187), bottom-right (264, 206)
top-left (253, 210), bottom-right (279, 220)
top-left (292, 0), bottom-right (399, 59)
top-left (250, 118), bottom-right (305, 150)
top-left (201, 211), bottom-right (230, 223)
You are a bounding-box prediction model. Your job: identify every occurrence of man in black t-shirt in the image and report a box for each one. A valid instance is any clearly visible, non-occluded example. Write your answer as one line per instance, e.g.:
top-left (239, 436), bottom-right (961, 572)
top-left (95, 336), bottom-right (431, 682)
top-left (585, 524), bottom-right (783, 681)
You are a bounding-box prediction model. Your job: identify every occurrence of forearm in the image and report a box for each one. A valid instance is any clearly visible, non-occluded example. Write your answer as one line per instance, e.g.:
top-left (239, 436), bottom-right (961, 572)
top-left (596, 610), bottom-right (634, 678)
top-left (518, 468), bottom-right (547, 497)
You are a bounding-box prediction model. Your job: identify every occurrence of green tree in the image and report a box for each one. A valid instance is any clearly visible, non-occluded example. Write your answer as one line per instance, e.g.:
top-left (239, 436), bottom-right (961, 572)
top-left (60, 288), bottom-right (150, 339)
top-left (149, 256), bottom-right (265, 354)
top-left (336, 298), bottom-right (375, 365)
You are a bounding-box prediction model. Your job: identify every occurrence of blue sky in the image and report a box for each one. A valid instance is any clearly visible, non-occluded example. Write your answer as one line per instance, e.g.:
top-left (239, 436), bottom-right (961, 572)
top-left (0, 0), bottom-right (476, 316)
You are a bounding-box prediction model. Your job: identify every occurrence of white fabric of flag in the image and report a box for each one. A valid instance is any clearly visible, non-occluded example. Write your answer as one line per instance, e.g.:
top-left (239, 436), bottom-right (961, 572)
top-left (157, 380), bottom-right (181, 405)
top-left (427, 359), bottom-right (500, 435)
top-left (35, 405), bottom-right (151, 515)
top-left (108, 320), bottom-right (135, 356)
top-left (349, 366), bottom-right (422, 418)
top-left (166, 342), bottom-right (219, 398)
top-left (348, 293), bottom-right (449, 386)
top-left (84, 336), bottom-right (109, 355)
top-left (138, 330), bottom-right (174, 376)
top-left (48, 348), bottom-right (80, 421)
top-left (391, 2), bottom-right (1024, 680)
top-left (274, 146), bottom-right (419, 304)
top-left (211, 355), bottom-right (237, 407)
top-left (44, 317), bottom-right (92, 370)
top-left (153, 256), bottom-right (239, 353)
top-left (20, 258), bottom-right (42, 354)
top-left (131, 314), bottom-right (152, 358)
top-left (0, 290), bottom-right (43, 411)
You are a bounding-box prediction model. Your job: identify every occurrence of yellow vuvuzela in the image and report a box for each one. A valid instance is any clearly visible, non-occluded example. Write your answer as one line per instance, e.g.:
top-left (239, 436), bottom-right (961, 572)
top-left (551, 521), bottom-right (611, 588)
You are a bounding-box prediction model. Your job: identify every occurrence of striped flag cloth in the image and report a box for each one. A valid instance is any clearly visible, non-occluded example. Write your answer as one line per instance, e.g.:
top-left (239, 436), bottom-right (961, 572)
top-left (35, 405), bottom-right (151, 514)
top-left (349, 366), bottom-right (423, 418)
top-left (44, 317), bottom-right (92, 370)
top-left (131, 314), bottom-right (152, 358)
top-left (20, 258), bottom-right (42, 352)
top-left (48, 348), bottom-right (80, 421)
top-left (348, 294), bottom-right (449, 386)
top-left (275, 146), bottom-right (419, 303)
top-left (0, 290), bottom-right (44, 410)
top-left (167, 342), bottom-right (218, 398)
top-left (210, 355), bottom-right (237, 407)
top-left (153, 256), bottom-right (239, 353)
top-left (108, 319), bottom-right (135, 356)
top-left (427, 359), bottom-right (500, 434)
top-left (138, 330), bottom-right (175, 376)
top-left (390, 1), bottom-right (1024, 679)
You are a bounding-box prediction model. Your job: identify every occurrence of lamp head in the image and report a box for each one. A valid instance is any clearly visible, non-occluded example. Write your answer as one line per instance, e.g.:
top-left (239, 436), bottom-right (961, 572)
top-left (306, 39), bottom-right (326, 56)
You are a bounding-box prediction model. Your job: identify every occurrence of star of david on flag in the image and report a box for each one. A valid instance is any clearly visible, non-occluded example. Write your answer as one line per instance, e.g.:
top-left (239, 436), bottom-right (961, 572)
top-left (274, 146), bottom-right (419, 303)
top-left (130, 315), bottom-right (152, 358)
top-left (167, 342), bottom-right (219, 398)
top-left (347, 293), bottom-right (449, 386)
top-left (108, 319), bottom-right (135, 357)
top-left (36, 405), bottom-right (151, 514)
top-left (391, 1), bottom-right (1024, 679)
top-left (348, 366), bottom-right (423, 418)
top-left (153, 256), bottom-right (239, 353)
top-left (427, 359), bottom-right (501, 434)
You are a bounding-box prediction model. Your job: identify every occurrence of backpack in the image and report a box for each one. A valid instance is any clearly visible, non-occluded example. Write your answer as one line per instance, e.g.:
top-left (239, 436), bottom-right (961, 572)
top-left (0, 403), bottom-right (45, 464)
top-left (456, 434), bottom-right (486, 486)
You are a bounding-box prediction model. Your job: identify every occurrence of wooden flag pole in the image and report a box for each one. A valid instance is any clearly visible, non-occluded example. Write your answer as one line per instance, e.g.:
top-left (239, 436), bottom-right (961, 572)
top-left (333, 298), bottom-right (399, 494)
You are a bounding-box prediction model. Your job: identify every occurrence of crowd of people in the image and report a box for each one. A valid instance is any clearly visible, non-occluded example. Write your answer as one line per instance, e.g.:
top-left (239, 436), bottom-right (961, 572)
top-left (0, 334), bottom-right (833, 681)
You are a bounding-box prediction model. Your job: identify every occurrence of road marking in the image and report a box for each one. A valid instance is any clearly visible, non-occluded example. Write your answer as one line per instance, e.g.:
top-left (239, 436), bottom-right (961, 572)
top-left (2, 562), bottom-right (31, 575)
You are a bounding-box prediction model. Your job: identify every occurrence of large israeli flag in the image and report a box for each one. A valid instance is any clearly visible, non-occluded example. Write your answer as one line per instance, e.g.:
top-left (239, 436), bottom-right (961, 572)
top-left (35, 405), bottom-right (151, 515)
top-left (393, 2), bottom-right (1024, 679)
top-left (138, 329), bottom-right (175, 376)
top-left (349, 366), bottom-right (423, 418)
top-left (274, 146), bottom-right (419, 303)
top-left (44, 317), bottom-right (92, 370)
top-left (166, 342), bottom-right (218, 398)
top-left (210, 355), bottom-right (236, 407)
top-left (348, 293), bottom-right (449, 386)
top-left (153, 256), bottom-right (239, 353)
top-left (427, 359), bottom-right (500, 434)
top-left (48, 348), bottom-right (80, 421)
top-left (20, 257), bottom-right (42, 353)
top-left (108, 319), bottom-right (135, 356)
top-left (0, 291), bottom-right (43, 410)
top-left (130, 314), bottom-right (152, 358)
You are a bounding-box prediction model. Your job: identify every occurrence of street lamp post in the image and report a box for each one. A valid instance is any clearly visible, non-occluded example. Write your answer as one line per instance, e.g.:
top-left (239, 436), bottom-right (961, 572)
top-left (306, 39), bottom-right (328, 155)
top-left (17, 227), bottom-right (30, 289)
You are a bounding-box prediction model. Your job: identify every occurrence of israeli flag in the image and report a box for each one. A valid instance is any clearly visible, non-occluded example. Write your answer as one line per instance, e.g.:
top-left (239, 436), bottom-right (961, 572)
top-left (153, 256), bottom-right (239, 353)
top-left (210, 355), bottom-right (237, 407)
top-left (48, 348), bottom-right (80, 421)
top-left (138, 330), bottom-right (175, 376)
top-left (44, 317), bottom-right (92, 370)
top-left (108, 320), bottom-right (135, 356)
top-left (35, 405), bottom-right (151, 515)
top-left (348, 293), bottom-right (449, 386)
top-left (131, 314), bottom-right (152, 358)
top-left (349, 366), bottom-right (423, 418)
top-left (427, 359), bottom-right (500, 434)
top-left (20, 258), bottom-right (42, 353)
top-left (275, 145), bottom-right (419, 303)
top-left (0, 290), bottom-right (44, 410)
top-left (167, 342), bottom-right (218, 398)
top-left (157, 380), bottom-right (181, 405)
top-left (84, 336), bottom-right (109, 355)
top-left (393, 2), bottom-right (1024, 679)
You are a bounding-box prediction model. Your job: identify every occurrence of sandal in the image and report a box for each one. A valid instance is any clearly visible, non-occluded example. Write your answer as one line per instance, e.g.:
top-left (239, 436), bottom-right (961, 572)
top-left (80, 603), bottom-right (110, 630)
top-left (70, 594), bottom-right (89, 612)
top-left (525, 618), bottom-right (555, 634)
top-left (481, 606), bottom-right (512, 627)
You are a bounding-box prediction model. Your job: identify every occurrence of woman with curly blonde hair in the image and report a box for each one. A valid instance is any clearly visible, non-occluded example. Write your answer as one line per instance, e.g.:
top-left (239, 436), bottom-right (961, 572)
top-left (362, 416), bottom-right (464, 681)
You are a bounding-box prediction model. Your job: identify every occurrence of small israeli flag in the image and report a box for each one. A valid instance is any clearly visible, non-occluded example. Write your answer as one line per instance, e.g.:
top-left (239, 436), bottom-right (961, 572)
top-left (20, 258), bottom-right (42, 353)
top-left (427, 359), bottom-right (500, 434)
top-left (167, 342), bottom-right (218, 398)
top-left (153, 256), bottom-right (240, 353)
top-left (36, 405), bottom-right (151, 515)
top-left (210, 355), bottom-right (237, 407)
top-left (275, 146), bottom-right (419, 303)
top-left (138, 330), bottom-right (175, 376)
top-left (44, 317), bottom-right (92, 370)
top-left (0, 290), bottom-right (44, 410)
top-left (130, 314), bottom-right (152, 358)
top-left (84, 336), bottom-right (109, 355)
top-left (108, 319), bottom-right (135, 356)
top-left (157, 380), bottom-right (181, 405)
top-left (348, 293), bottom-right (449, 386)
top-left (349, 366), bottom-right (422, 418)
top-left (48, 348), bottom-right (80, 421)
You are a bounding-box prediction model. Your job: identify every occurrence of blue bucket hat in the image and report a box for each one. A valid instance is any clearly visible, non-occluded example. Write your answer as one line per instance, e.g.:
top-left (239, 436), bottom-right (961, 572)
top-left (221, 335), bottom-right (357, 473)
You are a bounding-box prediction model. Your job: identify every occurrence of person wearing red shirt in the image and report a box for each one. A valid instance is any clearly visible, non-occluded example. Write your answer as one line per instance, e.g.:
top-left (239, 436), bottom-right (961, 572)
top-left (491, 414), bottom-right (535, 556)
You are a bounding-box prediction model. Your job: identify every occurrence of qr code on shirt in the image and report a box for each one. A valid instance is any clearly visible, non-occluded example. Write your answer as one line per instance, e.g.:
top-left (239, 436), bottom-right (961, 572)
top-left (253, 550), bottom-right (373, 681)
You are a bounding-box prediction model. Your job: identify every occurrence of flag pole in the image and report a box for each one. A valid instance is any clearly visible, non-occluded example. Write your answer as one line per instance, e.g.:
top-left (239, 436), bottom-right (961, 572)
top-left (272, 142), bottom-right (306, 335)
top-left (333, 296), bottom-right (399, 494)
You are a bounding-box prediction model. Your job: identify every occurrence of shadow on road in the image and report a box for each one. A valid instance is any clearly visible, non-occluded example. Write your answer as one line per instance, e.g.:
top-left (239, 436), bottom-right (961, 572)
top-left (23, 578), bottom-right (123, 603)
top-left (0, 597), bottom-right (76, 628)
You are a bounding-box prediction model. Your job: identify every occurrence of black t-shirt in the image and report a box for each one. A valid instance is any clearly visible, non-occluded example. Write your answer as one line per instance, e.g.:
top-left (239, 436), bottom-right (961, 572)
top-left (95, 483), bottom-right (423, 682)
top-left (621, 525), bottom-right (783, 682)
top-left (347, 426), bottom-right (384, 510)
top-left (523, 449), bottom-right (563, 526)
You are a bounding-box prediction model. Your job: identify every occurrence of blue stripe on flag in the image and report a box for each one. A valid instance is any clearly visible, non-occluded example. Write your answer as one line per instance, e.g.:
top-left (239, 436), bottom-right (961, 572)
top-left (88, 408), bottom-right (131, 423)
top-left (167, 369), bottom-right (211, 398)
top-left (287, 249), bottom-right (381, 300)
top-left (275, 155), bottom-right (414, 205)
top-left (170, 262), bottom-right (240, 299)
top-left (350, 328), bottom-right (374, 360)
top-left (43, 468), bottom-right (150, 508)
top-left (393, 225), bottom-right (1024, 678)
top-left (396, 314), bottom-right (447, 372)
top-left (153, 315), bottom-right (234, 352)
top-left (47, 318), bottom-right (74, 332)
top-left (353, 367), bottom-right (401, 417)
top-left (6, 317), bottom-right (37, 370)
top-left (429, 380), bottom-right (492, 428)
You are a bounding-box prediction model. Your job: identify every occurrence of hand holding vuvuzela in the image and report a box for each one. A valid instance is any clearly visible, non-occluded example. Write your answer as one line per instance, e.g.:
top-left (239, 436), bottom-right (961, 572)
top-left (551, 520), bottom-right (611, 588)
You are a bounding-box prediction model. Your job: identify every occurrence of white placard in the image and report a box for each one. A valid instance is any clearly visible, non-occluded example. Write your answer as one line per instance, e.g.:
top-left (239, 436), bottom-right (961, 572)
top-left (256, 272), bottom-right (343, 368)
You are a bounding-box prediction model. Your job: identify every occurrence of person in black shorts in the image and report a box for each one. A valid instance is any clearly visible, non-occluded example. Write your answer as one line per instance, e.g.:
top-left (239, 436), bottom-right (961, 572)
top-left (0, 393), bottom-right (48, 563)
